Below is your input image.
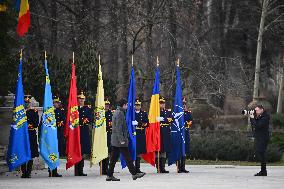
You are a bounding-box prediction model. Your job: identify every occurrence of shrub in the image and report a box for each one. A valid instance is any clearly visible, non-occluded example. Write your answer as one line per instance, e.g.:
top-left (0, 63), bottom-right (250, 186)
top-left (271, 114), bottom-right (284, 129)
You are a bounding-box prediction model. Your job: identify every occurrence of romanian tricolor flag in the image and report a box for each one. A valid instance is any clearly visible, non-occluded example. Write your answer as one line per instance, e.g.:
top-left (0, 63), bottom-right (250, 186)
top-left (64, 61), bottom-right (82, 169)
top-left (141, 67), bottom-right (160, 166)
top-left (16, 0), bottom-right (30, 37)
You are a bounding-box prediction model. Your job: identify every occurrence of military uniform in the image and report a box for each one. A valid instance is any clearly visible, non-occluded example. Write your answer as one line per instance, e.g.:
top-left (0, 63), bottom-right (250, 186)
top-left (102, 99), bottom-right (113, 175)
top-left (54, 106), bottom-right (66, 156)
top-left (134, 99), bottom-right (149, 173)
top-left (75, 91), bottom-right (93, 176)
top-left (21, 95), bottom-right (39, 178)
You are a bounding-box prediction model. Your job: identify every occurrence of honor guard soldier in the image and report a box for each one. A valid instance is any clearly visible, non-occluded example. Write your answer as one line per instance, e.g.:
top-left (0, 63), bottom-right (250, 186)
top-left (21, 95), bottom-right (39, 178)
top-left (102, 99), bottom-right (113, 175)
top-left (76, 91), bottom-right (93, 176)
top-left (177, 97), bottom-right (192, 173)
top-left (134, 99), bottom-right (149, 173)
top-left (45, 95), bottom-right (65, 177)
top-left (157, 97), bottom-right (174, 173)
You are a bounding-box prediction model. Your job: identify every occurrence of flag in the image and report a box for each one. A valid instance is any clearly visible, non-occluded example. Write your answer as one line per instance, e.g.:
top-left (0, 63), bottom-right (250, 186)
top-left (141, 67), bottom-right (160, 166)
top-left (16, 0), bottom-right (30, 37)
top-left (39, 58), bottom-right (60, 170)
top-left (121, 67), bottom-right (136, 168)
top-left (168, 65), bottom-right (185, 166)
top-left (64, 63), bottom-right (82, 169)
top-left (90, 59), bottom-right (108, 166)
top-left (6, 55), bottom-right (31, 171)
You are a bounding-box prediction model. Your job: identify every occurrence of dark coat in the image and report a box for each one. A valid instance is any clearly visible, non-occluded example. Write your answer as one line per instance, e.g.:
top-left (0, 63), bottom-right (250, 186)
top-left (111, 107), bottom-right (128, 148)
top-left (135, 110), bottom-right (149, 155)
top-left (105, 109), bottom-right (113, 152)
top-left (78, 105), bottom-right (93, 155)
top-left (26, 108), bottom-right (39, 158)
top-left (54, 107), bottom-right (66, 156)
top-left (184, 110), bottom-right (193, 155)
top-left (250, 111), bottom-right (270, 153)
top-left (160, 109), bottom-right (174, 153)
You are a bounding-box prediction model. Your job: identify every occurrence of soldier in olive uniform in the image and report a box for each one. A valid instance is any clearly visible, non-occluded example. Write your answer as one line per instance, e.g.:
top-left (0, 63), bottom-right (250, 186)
top-left (21, 95), bottom-right (39, 178)
top-left (75, 91), bottom-right (93, 176)
top-left (134, 99), bottom-right (149, 173)
top-left (102, 99), bottom-right (113, 175)
top-left (157, 97), bottom-right (174, 173)
top-left (177, 97), bottom-right (192, 173)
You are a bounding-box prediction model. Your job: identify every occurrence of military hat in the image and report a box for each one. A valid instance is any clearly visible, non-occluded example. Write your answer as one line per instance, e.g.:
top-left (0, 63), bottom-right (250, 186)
top-left (159, 96), bottom-right (165, 103)
top-left (77, 91), bottom-right (86, 99)
top-left (53, 95), bottom-right (61, 103)
top-left (105, 98), bottom-right (110, 105)
top-left (135, 99), bottom-right (141, 105)
top-left (24, 95), bottom-right (32, 103)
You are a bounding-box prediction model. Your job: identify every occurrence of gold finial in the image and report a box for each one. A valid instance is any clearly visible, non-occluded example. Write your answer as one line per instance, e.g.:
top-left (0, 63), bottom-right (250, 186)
top-left (156, 56), bottom-right (159, 67)
top-left (177, 58), bottom-right (180, 67)
top-left (20, 49), bottom-right (23, 59)
top-left (131, 54), bottom-right (134, 67)
top-left (72, 52), bottom-right (74, 63)
top-left (45, 51), bottom-right (47, 60)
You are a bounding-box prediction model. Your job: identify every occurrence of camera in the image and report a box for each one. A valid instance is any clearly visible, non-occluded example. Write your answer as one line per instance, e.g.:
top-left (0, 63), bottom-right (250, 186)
top-left (241, 109), bottom-right (255, 116)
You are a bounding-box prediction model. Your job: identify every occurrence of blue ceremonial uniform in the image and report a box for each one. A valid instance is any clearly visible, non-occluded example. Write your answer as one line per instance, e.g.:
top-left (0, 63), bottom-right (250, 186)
top-left (54, 107), bottom-right (66, 156)
top-left (105, 109), bottom-right (113, 153)
top-left (26, 108), bottom-right (39, 158)
top-left (160, 109), bottom-right (174, 153)
top-left (78, 105), bottom-right (93, 155)
top-left (184, 110), bottom-right (193, 155)
top-left (135, 110), bottom-right (149, 155)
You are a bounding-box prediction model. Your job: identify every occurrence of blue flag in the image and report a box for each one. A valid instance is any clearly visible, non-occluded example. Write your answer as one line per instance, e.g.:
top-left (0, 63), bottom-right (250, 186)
top-left (168, 66), bottom-right (185, 165)
top-left (6, 57), bottom-right (31, 171)
top-left (39, 59), bottom-right (60, 170)
top-left (121, 67), bottom-right (136, 168)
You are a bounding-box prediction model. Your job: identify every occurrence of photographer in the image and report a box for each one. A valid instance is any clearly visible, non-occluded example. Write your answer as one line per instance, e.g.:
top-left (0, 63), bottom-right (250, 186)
top-left (249, 105), bottom-right (270, 176)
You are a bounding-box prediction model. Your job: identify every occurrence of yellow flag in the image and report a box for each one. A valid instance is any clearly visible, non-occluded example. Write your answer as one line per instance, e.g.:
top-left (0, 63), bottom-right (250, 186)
top-left (90, 58), bottom-right (108, 166)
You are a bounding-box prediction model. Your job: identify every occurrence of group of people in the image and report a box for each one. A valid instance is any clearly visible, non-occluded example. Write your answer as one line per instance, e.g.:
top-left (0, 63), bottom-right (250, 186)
top-left (20, 91), bottom-right (270, 180)
top-left (21, 92), bottom-right (194, 180)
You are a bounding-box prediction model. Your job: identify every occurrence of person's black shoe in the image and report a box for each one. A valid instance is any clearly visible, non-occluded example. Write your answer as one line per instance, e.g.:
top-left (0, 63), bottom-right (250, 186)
top-left (25, 174), bottom-right (31, 178)
top-left (136, 169), bottom-right (143, 174)
top-left (106, 176), bottom-right (120, 181)
top-left (254, 171), bottom-right (267, 176)
top-left (21, 174), bottom-right (27, 178)
top-left (160, 169), bottom-right (169, 173)
top-left (181, 169), bottom-right (189, 173)
top-left (53, 173), bottom-right (63, 177)
top-left (79, 173), bottom-right (87, 176)
top-left (132, 172), bottom-right (146, 180)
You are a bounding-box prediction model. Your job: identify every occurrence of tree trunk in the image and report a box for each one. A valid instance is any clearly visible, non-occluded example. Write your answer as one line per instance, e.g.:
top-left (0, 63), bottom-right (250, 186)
top-left (277, 55), bottom-right (284, 114)
top-left (253, 0), bottom-right (268, 100)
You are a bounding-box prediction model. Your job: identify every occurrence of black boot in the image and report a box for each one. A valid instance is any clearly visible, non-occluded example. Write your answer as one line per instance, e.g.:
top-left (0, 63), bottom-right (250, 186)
top-left (155, 158), bottom-right (160, 173)
top-left (106, 175), bottom-right (120, 181)
top-left (21, 163), bottom-right (27, 178)
top-left (255, 163), bottom-right (267, 176)
top-left (52, 168), bottom-right (62, 177)
top-left (160, 158), bottom-right (169, 173)
top-left (177, 160), bottom-right (182, 173)
top-left (79, 159), bottom-right (87, 176)
top-left (135, 157), bottom-right (143, 173)
top-left (102, 158), bottom-right (109, 175)
top-left (74, 163), bottom-right (79, 176)
top-left (180, 157), bottom-right (189, 173)
top-left (26, 160), bottom-right (33, 178)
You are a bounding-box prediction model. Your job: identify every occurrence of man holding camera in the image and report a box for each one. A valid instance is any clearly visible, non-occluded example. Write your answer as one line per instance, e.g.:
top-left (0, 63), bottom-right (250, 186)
top-left (249, 105), bottom-right (270, 176)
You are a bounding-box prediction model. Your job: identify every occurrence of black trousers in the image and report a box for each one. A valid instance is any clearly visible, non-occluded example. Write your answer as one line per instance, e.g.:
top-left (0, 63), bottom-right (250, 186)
top-left (256, 151), bottom-right (267, 172)
top-left (21, 160), bottom-right (33, 176)
top-left (108, 146), bottom-right (136, 177)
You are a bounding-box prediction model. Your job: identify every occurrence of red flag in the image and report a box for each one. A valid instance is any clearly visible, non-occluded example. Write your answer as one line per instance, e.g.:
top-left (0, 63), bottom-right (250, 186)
top-left (17, 0), bottom-right (30, 37)
top-left (64, 63), bottom-right (82, 169)
top-left (141, 68), bottom-right (160, 166)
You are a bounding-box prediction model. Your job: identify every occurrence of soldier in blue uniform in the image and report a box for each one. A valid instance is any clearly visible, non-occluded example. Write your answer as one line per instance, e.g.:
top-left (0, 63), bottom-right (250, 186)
top-left (75, 91), bottom-right (93, 176)
top-left (134, 99), bottom-right (149, 173)
top-left (45, 95), bottom-right (65, 177)
top-left (21, 95), bottom-right (39, 178)
top-left (157, 97), bottom-right (174, 173)
top-left (177, 97), bottom-right (192, 173)
top-left (102, 99), bottom-right (113, 175)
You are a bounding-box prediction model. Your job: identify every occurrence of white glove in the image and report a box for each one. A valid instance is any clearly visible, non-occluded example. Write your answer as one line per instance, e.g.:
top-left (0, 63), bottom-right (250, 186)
top-left (249, 110), bottom-right (255, 119)
top-left (156, 117), bottom-right (164, 122)
top-left (132, 120), bottom-right (138, 126)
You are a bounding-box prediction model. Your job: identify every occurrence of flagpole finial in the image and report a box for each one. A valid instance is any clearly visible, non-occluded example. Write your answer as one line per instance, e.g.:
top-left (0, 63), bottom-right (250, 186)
top-left (177, 58), bottom-right (180, 67)
top-left (156, 56), bottom-right (159, 67)
top-left (131, 54), bottom-right (134, 67)
top-left (20, 49), bottom-right (23, 59)
top-left (45, 51), bottom-right (47, 60)
top-left (72, 52), bottom-right (74, 63)
top-left (99, 54), bottom-right (101, 65)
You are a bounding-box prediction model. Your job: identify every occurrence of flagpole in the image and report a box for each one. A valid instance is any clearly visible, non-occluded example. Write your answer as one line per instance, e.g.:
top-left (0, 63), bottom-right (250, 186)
top-left (72, 52), bottom-right (75, 64)
top-left (20, 49), bottom-right (23, 60)
top-left (176, 58), bottom-right (180, 173)
top-left (156, 56), bottom-right (161, 174)
top-left (97, 54), bottom-right (103, 176)
top-left (131, 54), bottom-right (134, 67)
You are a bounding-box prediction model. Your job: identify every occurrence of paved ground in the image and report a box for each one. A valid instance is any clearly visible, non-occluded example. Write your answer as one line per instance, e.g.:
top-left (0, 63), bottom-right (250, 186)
top-left (0, 160), bottom-right (283, 189)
